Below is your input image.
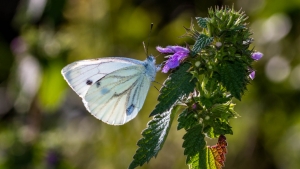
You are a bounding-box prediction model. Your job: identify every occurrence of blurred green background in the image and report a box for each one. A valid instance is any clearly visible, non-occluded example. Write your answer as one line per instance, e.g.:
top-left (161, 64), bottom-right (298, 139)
top-left (1, 0), bottom-right (300, 168)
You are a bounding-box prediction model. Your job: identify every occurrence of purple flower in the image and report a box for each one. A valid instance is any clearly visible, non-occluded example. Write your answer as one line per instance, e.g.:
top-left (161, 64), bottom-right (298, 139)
top-left (251, 52), bottom-right (263, 61)
top-left (156, 46), bottom-right (174, 53)
top-left (156, 45), bottom-right (189, 73)
top-left (192, 103), bottom-right (197, 110)
top-left (249, 71), bottom-right (255, 80)
top-left (10, 37), bottom-right (27, 55)
top-left (46, 150), bottom-right (60, 167)
top-left (157, 45), bottom-right (189, 54)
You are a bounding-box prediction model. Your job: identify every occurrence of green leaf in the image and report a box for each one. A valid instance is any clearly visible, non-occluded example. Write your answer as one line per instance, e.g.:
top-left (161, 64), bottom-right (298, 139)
top-left (183, 125), bottom-right (228, 169)
top-left (211, 103), bottom-right (239, 119)
top-left (200, 102), bottom-right (235, 139)
top-left (199, 96), bottom-right (213, 109)
top-left (182, 124), bottom-right (207, 169)
top-left (207, 148), bottom-right (218, 169)
top-left (203, 119), bottom-right (233, 138)
top-left (150, 63), bottom-right (196, 116)
top-left (177, 109), bottom-right (199, 131)
top-left (192, 34), bottom-right (214, 53)
top-left (196, 17), bottom-right (208, 28)
top-left (207, 135), bottom-right (228, 168)
top-left (204, 78), bottom-right (218, 94)
top-left (212, 94), bottom-right (232, 105)
top-left (129, 105), bottom-right (179, 169)
top-left (215, 60), bottom-right (249, 100)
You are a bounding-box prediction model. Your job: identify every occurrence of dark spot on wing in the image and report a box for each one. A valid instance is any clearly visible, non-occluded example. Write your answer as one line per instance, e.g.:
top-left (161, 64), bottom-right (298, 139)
top-left (126, 104), bottom-right (135, 115)
top-left (86, 80), bottom-right (93, 85)
top-left (96, 80), bottom-right (101, 88)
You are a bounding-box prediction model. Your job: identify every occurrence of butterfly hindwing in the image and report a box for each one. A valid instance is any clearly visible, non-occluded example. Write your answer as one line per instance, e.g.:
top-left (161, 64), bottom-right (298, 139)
top-left (83, 65), bottom-right (151, 125)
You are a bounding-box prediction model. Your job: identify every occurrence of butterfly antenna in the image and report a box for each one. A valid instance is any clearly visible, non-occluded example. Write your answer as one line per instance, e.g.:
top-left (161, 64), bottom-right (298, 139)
top-left (143, 23), bottom-right (154, 57)
top-left (154, 85), bottom-right (160, 92)
top-left (152, 81), bottom-right (168, 92)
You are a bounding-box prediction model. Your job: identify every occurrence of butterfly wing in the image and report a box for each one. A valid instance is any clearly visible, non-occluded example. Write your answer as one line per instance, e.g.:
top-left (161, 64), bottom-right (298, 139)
top-left (61, 57), bottom-right (144, 97)
top-left (83, 65), bottom-right (152, 125)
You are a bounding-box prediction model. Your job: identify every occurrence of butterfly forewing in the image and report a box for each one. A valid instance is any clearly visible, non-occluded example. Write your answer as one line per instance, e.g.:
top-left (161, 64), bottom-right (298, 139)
top-left (61, 57), bottom-right (144, 97)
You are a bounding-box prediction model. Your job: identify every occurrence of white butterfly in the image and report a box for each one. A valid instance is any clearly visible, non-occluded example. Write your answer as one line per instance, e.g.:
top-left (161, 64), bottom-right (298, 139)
top-left (61, 56), bottom-right (160, 125)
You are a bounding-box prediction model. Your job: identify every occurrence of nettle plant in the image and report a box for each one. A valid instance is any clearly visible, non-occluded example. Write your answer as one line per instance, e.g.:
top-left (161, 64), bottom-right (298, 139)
top-left (129, 6), bottom-right (263, 169)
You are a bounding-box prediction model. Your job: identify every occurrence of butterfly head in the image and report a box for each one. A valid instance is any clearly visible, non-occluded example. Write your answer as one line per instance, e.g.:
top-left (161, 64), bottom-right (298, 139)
top-left (146, 55), bottom-right (161, 71)
top-left (146, 55), bottom-right (155, 63)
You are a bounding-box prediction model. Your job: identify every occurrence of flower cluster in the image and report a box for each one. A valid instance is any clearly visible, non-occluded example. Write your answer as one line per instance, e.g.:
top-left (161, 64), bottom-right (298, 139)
top-left (156, 46), bottom-right (189, 73)
top-left (157, 46), bottom-right (263, 81)
top-left (249, 52), bottom-right (263, 80)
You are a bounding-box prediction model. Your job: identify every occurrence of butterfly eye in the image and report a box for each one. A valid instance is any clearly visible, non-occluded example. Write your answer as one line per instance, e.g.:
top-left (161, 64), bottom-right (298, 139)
top-left (86, 80), bottom-right (93, 85)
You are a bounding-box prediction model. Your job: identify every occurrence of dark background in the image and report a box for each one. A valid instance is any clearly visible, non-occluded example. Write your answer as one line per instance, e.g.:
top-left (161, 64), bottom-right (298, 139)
top-left (0, 0), bottom-right (300, 168)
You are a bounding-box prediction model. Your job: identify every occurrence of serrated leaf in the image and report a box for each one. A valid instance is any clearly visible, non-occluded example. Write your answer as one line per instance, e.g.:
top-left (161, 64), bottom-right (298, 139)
top-left (183, 128), bottom-right (228, 169)
top-left (204, 78), bottom-right (218, 94)
top-left (129, 105), bottom-right (179, 169)
top-left (177, 109), bottom-right (199, 131)
top-left (200, 96), bottom-right (213, 108)
top-left (203, 119), bottom-right (233, 138)
top-left (207, 135), bottom-right (228, 169)
top-left (182, 124), bottom-right (207, 169)
top-left (215, 60), bottom-right (249, 100)
top-left (196, 17), bottom-right (208, 28)
top-left (204, 126), bottom-right (215, 138)
top-left (211, 103), bottom-right (239, 119)
top-left (192, 34), bottom-right (214, 53)
top-left (213, 95), bottom-right (232, 105)
top-left (150, 63), bottom-right (196, 117)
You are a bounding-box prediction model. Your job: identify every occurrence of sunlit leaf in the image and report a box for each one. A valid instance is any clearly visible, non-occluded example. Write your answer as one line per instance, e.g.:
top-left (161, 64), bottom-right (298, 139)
top-left (192, 34), bottom-right (213, 53)
top-left (214, 60), bottom-right (249, 100)
top-left (177, 109), bottom-right (199, 131)
top-left (207, 135), bottom-right (228, 169)
top-left (196, 17), bottom-right (208, 28)
top-left (182, 124), bottom-right (207, 169)
top-left (150, 63), bottom-right (196, 116)
top-left (129, 105), bottom-right (180, 169)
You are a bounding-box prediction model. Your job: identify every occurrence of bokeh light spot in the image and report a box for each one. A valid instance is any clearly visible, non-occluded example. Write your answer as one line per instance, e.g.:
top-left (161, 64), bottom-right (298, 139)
top-left (265, 56), bottom-right (290, 82)
top-left (289, 65), bottom-right (300, 90)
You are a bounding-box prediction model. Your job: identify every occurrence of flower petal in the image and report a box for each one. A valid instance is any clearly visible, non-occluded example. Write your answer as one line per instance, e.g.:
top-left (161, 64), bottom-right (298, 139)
top-left (251, 52), bottom-right (263, 61)
top-left (158, 45), bottom-right (190, 73)
top-left (162, 65), bottom-right (170, 73)
top-left (169, 45), bottom-right (189, 53)
top-left (156, 46), bottom-right (174, 53)
top-left (249, 71), bottom-right (255, 80)
top-left (166, 56), bottom-right (180, 69)
top-left (174, 52), bottom-right (189, 61)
